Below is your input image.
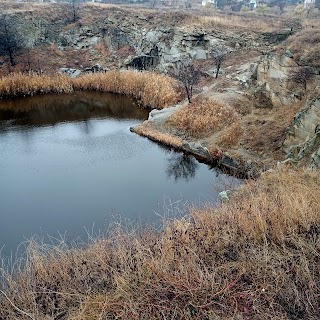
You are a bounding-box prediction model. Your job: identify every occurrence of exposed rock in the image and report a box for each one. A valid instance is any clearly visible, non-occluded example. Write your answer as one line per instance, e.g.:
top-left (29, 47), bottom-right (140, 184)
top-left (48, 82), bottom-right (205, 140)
top-left (236, 63), bottom-right (258, 87)
top-left (219, 190), bottom-right (230, 202)
top-left (182, 141), bottom-right (210, 160)
top-left (283, 98), bottom-right (320, 168)
top-left (59, 68), bottom-right (81, 78)
top-left (148, 105), bottom-right (182, 124)
top-left (256, 53), bottom-right (298, 107)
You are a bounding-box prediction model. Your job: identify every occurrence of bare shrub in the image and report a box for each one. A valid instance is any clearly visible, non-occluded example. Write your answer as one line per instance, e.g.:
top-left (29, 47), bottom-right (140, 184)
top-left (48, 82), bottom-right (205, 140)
top-left (168, 60), bottom-right (201, 103)
top-left (211, 44), bottom-right (229, 79)
top-left (170, 97), bottom-right (238, 138)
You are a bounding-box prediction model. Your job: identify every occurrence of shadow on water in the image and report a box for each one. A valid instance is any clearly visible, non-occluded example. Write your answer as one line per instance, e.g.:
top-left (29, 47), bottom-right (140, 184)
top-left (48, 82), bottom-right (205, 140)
top-left (0, 91), bottom-right (149, 128)
top-left (166, 153), bottom-right (199, 182)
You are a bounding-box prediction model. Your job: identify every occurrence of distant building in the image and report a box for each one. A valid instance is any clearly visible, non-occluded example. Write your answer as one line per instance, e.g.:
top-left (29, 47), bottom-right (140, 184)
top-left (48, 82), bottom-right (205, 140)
top-left (304, 0), bottom-right (315, 8)
top-left (202, 0), bottom-right (216, 7)
top-left (249, 0), bottom-right (257, 9)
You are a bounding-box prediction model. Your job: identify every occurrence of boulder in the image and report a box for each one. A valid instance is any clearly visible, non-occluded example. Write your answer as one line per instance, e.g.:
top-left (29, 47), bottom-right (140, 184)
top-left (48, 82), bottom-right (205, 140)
top-left (59, 68), bottom-right (81, 78)
top-left (182, 142), bottom-right (210, 159)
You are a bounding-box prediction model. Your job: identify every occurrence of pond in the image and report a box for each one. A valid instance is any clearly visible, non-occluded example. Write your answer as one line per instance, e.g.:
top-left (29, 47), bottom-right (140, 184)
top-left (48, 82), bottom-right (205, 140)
top-left (0, 92), bottom-right (239, 256)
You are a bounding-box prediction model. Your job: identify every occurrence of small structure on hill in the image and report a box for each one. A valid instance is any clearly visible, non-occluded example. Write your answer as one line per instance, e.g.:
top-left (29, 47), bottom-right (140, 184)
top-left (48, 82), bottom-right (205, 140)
top-left (304, 0), bottom-right (315, 8)
top-left (249, 0), bottom-right (257, 9)
top-left (202, 0), bottom-right (216, 7)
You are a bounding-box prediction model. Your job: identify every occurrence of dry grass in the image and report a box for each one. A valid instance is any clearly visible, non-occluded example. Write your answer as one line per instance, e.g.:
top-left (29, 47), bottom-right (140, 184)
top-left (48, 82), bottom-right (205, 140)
top-left (72, 70), bottom-right (180, 109)
top-left (0, 71), bottom-right (180, 109)
top-left (277, 21), bottom-right (320, 68)
top-left (0, 169), bottom-right (319, 319)
top-left (133, 124), bottom-right (184, 148)
top-left (186, 11), bottom-right (283, 32)
top-left (0, 73), bottom-right (73, 97)
top-left (216, 123), bottom-right (244, 148)
top-left (241, 100), bottom-right (306, 159)
top-left (169, 97), bottom-right (238, 138)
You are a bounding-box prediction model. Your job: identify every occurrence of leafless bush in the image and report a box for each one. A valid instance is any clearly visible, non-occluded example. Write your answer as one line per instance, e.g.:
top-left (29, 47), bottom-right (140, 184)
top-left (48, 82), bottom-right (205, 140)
top-left (168, 60), bottom-right (201, 103)
top-left (211, 44), bottom-right (229, 79)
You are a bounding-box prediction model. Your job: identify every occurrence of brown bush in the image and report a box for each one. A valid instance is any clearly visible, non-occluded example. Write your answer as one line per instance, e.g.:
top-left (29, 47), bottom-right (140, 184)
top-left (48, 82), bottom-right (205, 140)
top-left (169, 97), bottom-right (238, 138)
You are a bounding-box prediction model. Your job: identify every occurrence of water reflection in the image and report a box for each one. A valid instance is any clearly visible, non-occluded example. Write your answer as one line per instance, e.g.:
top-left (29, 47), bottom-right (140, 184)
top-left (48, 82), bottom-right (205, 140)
top-left (0, 91), bottom-right (240, 256)
top-left (166, 153), bottom-right (199, 182)
top-left (0, 91), bottom-right (149, 128)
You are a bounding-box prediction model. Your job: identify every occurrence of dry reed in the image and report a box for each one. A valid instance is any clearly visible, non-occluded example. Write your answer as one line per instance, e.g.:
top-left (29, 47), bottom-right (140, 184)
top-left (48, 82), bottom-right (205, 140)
top-left (0, 169), bottom-right (319, 319)
top-left (0, 71), bottom-right (180, 109)
top-left (0, 73), bottom-right (73, 97)
top-left (169, 97), bottom-right (238, 138)
top-left (72, 70), bottom-right (180, 109)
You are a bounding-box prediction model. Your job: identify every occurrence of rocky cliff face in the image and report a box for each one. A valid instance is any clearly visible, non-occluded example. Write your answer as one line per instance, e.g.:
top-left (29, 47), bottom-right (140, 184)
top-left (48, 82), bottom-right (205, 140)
top-left (283, 98), bottom-right (320, 168)
top-left (255, 52), bottom-right (299, 107)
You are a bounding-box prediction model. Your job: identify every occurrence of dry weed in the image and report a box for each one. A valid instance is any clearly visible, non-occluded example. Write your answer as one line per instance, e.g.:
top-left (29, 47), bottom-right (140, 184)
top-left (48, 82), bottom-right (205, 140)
top-left (0, 73), bottom-right (73, 97)
top-left (170, 97), bottom-right (238, 138)
top-left (133, 124), bottom-right (183, 148)
top-left (72, 70), bottom-right (180, 109)
top-left (0, 170), bottom-right (319, 319)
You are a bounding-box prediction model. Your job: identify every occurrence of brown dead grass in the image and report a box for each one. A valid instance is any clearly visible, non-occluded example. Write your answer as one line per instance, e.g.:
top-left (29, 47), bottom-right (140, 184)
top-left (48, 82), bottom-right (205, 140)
top-left (0, 73), bottom-right (73, 97)
top-left (186, 11), bottom-right (283, 32)
top-left (133, 124), bottom-right (184, 148)
top-left (170, 97), bottom-right (238, 138)
top-left (241, 101), bottom-right (306, 159)
top-left (277, 22), bottom-right (320, 68)
top-left (72, 70), bottom-right (180, 109)
top-left (0, 169), bottom-right (319, 319)
top-left (0, 71), bottom-right (180, 109)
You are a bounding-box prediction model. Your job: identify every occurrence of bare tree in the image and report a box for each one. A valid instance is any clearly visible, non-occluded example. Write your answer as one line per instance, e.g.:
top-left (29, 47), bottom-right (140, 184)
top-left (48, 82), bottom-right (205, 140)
top-left (169, 60), bottom-right (201, 103)
top-left (211, 44), bottom-right (229, 79)
top-left (66, 0), bottom-right (82, 23)
top-left (289, 67), bottom-right (316, 91)
top-left (0, 15), bottom-right (22, 67)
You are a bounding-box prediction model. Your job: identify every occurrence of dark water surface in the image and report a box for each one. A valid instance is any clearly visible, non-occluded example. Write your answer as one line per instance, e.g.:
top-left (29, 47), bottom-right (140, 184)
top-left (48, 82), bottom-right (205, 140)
top-left (0, 92), bottom-right (239, 256)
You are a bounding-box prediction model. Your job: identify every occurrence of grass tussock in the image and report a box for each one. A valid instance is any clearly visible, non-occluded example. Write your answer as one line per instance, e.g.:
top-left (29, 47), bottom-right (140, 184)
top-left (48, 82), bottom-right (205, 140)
top-left (0, 169), bottom-right (320, 319)
top-left (170, 97), bottom-right (238, 138)
top-left (72, 70), bottom-right (180, 109)
top-left (0, 71), bottom-right (180, 109)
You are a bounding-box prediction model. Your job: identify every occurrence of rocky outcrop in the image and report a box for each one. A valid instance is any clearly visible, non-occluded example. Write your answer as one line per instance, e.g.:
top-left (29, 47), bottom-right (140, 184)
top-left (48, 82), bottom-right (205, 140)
top-left (282, 98), bottom-right (320, 168)
top-left (256, 52), bottom-right (299, 107)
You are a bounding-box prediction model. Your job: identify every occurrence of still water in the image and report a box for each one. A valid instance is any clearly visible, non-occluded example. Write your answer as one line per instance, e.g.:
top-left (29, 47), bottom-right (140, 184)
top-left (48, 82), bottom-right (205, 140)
top-left (0, 92), bottom-right (238, 256)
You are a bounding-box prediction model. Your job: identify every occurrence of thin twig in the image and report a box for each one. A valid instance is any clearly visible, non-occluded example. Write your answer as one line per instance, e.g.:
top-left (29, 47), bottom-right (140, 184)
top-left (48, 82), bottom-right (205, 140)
top-left (0, 289), bottom-right (35, 320)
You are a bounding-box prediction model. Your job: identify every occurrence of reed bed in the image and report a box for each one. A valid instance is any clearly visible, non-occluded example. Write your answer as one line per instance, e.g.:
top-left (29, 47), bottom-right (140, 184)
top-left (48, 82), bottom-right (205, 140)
top-left (0, 73), bottom-right (73, 98)
top-left (0, 71), bottom-right (180, 109)
top-left (0, 169), bottom-right (319, 319)
top-left (72, 70), bottom-right (180, 109)
top-left (169, 97), bottom-right (238, 138)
